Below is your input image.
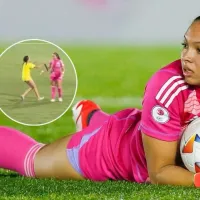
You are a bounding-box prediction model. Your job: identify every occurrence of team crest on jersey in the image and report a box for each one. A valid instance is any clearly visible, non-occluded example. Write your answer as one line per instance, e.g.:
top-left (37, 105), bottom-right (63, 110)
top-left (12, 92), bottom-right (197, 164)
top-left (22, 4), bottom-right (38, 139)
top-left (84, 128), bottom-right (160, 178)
top-left (151, 106), bottom-right (169, 123)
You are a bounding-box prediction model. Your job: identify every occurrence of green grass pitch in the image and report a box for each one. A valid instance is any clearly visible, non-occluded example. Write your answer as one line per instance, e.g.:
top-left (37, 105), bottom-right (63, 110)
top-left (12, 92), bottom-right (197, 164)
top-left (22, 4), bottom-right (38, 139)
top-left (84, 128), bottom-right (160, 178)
top-left (0, 44), bottom-right (198, 200)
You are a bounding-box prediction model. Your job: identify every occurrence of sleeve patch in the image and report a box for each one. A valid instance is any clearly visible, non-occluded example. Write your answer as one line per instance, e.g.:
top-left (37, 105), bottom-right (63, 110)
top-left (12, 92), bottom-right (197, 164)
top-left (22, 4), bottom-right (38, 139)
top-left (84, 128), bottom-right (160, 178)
top-left (151, 106), bottom-right (170, 124)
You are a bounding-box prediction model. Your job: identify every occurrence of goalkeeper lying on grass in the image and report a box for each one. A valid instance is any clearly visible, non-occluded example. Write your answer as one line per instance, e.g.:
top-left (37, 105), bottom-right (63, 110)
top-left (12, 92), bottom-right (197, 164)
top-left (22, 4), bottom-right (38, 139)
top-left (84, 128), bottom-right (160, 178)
top-left (1, 15), bottom-right (200, 187)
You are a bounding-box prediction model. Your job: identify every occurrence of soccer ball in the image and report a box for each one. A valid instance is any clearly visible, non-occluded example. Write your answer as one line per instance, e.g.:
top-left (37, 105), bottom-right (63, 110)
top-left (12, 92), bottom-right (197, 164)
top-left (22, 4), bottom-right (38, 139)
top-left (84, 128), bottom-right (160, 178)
top-left (180, 117), bottom-right (200, 173)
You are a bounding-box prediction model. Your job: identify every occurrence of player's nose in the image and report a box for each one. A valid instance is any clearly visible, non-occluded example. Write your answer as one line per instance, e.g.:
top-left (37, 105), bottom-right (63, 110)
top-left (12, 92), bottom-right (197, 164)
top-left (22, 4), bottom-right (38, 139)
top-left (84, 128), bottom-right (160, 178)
top-left (182, 48), bottom-right (195, 63)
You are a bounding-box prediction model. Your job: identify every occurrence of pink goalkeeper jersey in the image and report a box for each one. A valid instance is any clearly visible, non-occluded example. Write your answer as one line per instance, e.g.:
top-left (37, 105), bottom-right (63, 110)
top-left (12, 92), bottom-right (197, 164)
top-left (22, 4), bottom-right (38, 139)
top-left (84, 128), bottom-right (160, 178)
top-left (129, 59), bottom-right (200, 182)
top-left (75, 59), bottom-right (200, 183)
top-left (110, 59), bottom-right (200, 183)
top-left (50, 59), bottom-right (64, 72)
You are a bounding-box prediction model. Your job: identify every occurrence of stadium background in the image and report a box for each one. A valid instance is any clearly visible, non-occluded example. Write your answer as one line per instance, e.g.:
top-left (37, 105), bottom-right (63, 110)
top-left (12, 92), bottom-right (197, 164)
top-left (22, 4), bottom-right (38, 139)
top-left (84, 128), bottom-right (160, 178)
top-left (0, 0), bottom-right (200, 199)
top-left (0, 0), bottom-right (199, 45)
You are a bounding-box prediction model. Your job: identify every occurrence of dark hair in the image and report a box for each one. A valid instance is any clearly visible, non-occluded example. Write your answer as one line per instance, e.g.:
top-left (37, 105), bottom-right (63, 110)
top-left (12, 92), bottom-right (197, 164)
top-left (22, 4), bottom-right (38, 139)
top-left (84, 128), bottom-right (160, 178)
top-left (23, 55), bottom-right (29, 63)
top-left (193, 16), bottom-right (200, 22)
top-left (186, 16), bottom-right (200, 33)
top-left (53, 52), bottom-right (60, 60)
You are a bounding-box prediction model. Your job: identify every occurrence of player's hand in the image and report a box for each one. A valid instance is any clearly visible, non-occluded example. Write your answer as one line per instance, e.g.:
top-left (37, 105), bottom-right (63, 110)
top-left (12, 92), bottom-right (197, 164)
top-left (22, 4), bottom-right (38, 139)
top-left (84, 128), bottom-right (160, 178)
top-left (194, 173), bottom-right (200, 187)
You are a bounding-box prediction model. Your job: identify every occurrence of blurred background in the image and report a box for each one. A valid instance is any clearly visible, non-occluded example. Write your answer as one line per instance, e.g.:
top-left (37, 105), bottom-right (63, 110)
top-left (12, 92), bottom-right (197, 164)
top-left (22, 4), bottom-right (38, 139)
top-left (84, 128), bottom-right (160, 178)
top-left (0, 0), bottom-right (200, 45)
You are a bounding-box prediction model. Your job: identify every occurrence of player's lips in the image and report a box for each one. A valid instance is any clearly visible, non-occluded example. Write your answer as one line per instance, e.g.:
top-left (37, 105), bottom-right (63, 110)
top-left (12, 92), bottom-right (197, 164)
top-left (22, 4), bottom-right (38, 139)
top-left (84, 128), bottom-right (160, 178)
top-left (183, 67), bottom-right (194, 77)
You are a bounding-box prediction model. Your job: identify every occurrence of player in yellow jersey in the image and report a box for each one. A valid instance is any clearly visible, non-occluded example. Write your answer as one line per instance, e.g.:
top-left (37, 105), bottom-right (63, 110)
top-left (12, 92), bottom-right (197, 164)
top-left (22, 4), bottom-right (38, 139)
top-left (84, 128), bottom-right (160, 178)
top-left (21, 55), bottom-right (44, 101)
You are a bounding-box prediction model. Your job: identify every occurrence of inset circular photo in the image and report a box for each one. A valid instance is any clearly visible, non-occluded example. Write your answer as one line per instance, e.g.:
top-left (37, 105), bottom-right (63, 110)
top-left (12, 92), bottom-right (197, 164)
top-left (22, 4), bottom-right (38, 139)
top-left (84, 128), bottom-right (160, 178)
top-left (0, 39), bottom-right (77, 125)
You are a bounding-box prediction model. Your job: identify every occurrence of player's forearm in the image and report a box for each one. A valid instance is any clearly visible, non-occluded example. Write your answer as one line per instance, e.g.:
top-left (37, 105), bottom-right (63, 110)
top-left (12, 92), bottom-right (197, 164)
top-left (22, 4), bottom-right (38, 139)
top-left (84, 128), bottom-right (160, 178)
top-left (152, 165), bottom-right (194, 186)
top-left (49, 65), bottom-right (52, 71)
top-left (35, 64), bottom-right (43, 68)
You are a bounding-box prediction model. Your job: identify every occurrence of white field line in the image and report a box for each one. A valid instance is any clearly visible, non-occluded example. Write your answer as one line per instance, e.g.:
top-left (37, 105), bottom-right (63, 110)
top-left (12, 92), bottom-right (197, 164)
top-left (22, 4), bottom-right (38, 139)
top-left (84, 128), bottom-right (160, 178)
top-left (19, 43), bottom-right (49, 44)
top-left (75, 96), bottom-right (142, 107)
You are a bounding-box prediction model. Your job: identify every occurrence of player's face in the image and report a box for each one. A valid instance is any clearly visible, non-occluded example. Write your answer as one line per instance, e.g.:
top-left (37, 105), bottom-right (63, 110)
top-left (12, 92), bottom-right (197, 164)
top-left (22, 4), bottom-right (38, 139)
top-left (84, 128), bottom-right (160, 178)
top-left (181, 21), bottom-right (200, 86)
top-left (52, 54), bottom-right (57, 59)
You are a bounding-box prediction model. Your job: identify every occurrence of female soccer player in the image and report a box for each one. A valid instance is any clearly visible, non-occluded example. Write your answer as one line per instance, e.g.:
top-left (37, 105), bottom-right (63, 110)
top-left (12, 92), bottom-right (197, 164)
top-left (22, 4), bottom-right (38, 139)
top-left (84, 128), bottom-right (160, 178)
top-left (21, 55), bottom-right (44, 101)
top-left (1, 16), bottom-right (200, 187)
top-left (49, 52), bottom-right (65, 102)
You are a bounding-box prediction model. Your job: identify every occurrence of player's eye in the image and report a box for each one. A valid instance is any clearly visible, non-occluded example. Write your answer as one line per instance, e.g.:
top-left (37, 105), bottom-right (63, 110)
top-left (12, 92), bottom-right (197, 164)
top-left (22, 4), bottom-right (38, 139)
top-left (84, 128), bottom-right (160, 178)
top-left (197, 48), bottom-right (200, 54)
top-left (181, 42), bottom-right (188, 49)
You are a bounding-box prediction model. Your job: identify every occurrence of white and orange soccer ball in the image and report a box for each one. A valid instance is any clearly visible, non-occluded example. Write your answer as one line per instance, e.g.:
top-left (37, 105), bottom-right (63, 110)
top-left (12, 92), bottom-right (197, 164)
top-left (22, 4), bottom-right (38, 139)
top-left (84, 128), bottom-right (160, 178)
top-left (180, 117), bottom-right (200, 173)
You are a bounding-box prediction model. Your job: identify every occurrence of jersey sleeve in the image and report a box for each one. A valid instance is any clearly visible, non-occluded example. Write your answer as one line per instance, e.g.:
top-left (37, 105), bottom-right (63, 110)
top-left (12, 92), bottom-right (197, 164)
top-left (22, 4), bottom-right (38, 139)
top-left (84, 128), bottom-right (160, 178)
top-left (29, 63), bottom-right (35, 69)
top-left (140, 71), bottom-right (184, 141)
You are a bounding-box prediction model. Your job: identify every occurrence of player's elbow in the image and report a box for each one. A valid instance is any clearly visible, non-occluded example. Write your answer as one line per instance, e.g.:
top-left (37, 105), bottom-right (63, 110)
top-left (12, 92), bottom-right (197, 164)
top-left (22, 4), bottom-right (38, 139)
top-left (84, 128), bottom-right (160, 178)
top-left (148, 173), bottom-right (165, 185)
top-left (148, 173), bottom-right (159, 184)
top-left (151, 173), bottom-right (164, 185)
top-left (148, 165), bottom-right (174, 185)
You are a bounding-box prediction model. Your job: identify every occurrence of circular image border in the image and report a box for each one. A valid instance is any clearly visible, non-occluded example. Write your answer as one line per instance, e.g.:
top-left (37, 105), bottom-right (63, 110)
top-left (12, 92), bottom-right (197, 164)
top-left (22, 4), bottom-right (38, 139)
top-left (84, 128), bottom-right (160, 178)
top-left (0, 38), bottom-right (78, 126)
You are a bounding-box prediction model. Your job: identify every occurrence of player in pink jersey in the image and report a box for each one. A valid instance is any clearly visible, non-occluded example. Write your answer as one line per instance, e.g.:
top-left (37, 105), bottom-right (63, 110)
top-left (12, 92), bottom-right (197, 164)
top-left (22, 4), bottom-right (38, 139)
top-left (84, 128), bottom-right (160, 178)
top-left (1, 16), bottom-right (200, 187)
top-left (49, 52), bottom-right (65, 102)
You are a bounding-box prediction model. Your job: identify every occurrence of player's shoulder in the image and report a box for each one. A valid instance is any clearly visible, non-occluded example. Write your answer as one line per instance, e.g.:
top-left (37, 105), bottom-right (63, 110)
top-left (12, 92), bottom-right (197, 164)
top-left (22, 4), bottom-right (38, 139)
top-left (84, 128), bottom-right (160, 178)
top-left (28, 62), bottom-right (35, 66)
top-left (26, 62), bottom-right (31, 67)
top-left (144, 59), bottom-right (189, 107)
top-left (147, 59), bottom-right (185, 89)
